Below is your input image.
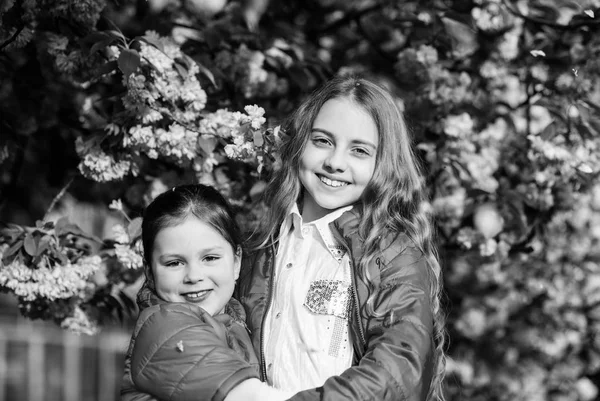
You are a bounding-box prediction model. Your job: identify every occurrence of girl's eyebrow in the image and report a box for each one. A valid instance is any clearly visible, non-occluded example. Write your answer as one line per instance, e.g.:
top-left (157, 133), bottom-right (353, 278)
top-left (158, 253), bottom-right (183, 261)
top-left (158, 246), bottom-right (225, 259)
top-left (199, 246), bottom-right (225, 254)
top-left (311, 127), bottom-right (378, 150)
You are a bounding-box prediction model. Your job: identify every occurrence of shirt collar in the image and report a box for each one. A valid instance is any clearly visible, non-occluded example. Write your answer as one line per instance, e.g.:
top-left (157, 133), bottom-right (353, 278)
top-left (284, 203), bottom-right (353, 237)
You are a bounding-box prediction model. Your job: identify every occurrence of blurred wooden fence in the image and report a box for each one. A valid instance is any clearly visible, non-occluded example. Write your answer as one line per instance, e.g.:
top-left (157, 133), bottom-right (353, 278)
top-left (0, 318), bottom-right (130, 401)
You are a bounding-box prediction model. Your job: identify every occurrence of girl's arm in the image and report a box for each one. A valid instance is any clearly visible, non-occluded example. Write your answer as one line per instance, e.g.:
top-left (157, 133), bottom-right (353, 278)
top-left (129, 303), bottom-right (262, 401)
top-left (288, 241), bottom-right (436, 401)
top-left (225, 378), bottom-right (295, 401)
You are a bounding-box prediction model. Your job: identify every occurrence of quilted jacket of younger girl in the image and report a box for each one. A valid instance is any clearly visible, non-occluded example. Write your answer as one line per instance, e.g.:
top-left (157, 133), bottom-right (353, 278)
top-left (120, 287), bottom-right (260, 401)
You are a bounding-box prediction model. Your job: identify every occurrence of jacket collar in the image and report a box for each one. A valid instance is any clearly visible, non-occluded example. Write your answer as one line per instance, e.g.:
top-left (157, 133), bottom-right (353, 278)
top-left (136, 280), bottom-right (247, 325)
top-left (331, 208), bottom-right (361, 239)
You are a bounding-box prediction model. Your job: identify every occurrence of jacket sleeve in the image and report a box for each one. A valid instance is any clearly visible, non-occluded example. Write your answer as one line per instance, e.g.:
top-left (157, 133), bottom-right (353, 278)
top-left (130, 304), bottom-right (260, 401)
top-left (120, 344), bottom-right (160, 401)
top-left (289, 240), bottom-right (436, 401)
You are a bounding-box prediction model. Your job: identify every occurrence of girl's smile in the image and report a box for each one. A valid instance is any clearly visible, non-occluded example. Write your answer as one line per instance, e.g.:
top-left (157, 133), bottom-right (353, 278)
top-left (299, 97), bottom-right (378, 222)
top-left (318, 174), bottom-right (349, 187)
top-left (181, 289), bottom-right (213, 303)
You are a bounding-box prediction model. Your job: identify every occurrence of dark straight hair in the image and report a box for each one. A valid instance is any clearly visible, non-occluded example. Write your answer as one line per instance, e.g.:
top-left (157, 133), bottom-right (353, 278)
top-left (141, 184), bottom-right (242, 267)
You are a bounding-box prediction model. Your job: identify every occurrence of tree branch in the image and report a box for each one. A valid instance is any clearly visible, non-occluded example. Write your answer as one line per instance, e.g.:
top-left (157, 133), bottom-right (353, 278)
top-left (0, 25), bottom-right (25, 52)
top-left (502, 0), bottom-right (600, 30)
top-left (43, 177), bottom-right (75, 221)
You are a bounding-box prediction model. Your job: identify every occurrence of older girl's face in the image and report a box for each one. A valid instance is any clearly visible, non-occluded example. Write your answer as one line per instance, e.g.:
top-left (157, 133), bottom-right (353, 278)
top-left (299, 97), bottom-right (378, 222)
top-left (150, 217), bottom-right (241, 315)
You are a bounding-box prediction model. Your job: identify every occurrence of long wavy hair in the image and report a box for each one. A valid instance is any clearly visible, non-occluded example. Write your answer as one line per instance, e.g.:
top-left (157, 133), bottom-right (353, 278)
top-left (251, 75), bottom-right (446, 400)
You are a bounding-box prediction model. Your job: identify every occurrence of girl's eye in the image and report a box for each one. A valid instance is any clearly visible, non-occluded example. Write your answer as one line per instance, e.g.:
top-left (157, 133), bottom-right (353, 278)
top-left (312, 137), bottom-right (332, 146)
top-left (204, 255), bottom-right (220, 263)
top-left (165, 260), bottom-right (184, 268)
top-left (353, 147), bottom-right (371, 157)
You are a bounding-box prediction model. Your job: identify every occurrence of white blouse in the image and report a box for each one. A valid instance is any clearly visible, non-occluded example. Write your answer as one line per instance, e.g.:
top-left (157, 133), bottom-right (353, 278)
top-left (262, 204), bottom-right (354, 393)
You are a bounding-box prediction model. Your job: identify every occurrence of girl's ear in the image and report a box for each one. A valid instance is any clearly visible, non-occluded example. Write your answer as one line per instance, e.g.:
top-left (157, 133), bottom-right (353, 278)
top-left (233, 245), bottom-right (242, 280)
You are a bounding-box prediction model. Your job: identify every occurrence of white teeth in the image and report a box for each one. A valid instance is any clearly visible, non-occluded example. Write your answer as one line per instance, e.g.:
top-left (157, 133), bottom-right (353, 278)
top-left (319, 176), bottom-right (348, 187)
top-left (185, 291), bottom-right (208, 298)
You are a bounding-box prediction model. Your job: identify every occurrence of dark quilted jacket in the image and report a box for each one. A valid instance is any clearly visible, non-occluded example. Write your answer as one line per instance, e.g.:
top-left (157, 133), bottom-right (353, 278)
top-left (237, 209), bottom-right (436, 401)
top-left (120, 292), bottom-right (260, 401)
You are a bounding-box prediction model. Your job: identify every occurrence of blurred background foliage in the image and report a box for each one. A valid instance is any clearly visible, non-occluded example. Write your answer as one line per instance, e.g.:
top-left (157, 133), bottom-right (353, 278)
top-left (1, 0), bottom-right (600, 400)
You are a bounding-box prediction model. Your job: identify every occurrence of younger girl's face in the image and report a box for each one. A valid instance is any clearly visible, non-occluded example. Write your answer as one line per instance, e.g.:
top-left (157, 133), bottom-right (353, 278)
top-left (150, 217), bottom-right (241, 315)
top-left (299, 97), bottom-right (378, 222)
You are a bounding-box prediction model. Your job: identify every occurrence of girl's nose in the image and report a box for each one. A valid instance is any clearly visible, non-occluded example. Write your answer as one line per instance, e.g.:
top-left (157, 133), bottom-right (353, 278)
top-left (323, 149), bottom-right (347, 172)
top-left (183, 264), bottom-right (204, 283)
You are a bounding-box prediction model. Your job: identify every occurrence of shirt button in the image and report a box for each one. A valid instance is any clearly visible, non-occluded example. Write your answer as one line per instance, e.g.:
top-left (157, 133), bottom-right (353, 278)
top-left (302, 227), bottom-right (310, 235)
top-left (268, 363), bottom-right (273, 370)
top-left (276, 312), bottom-right (282, 319)
top-left (286, 262), bottom-right (293, 269)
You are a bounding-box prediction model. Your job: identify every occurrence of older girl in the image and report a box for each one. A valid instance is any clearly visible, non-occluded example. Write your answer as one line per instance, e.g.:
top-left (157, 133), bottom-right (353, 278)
top-left (238, 75), bottom-right (446, 400)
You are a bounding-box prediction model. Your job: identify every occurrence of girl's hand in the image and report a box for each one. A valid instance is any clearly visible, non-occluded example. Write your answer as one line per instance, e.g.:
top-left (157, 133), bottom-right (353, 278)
top-left (225, 378), bottom-right (295, 401)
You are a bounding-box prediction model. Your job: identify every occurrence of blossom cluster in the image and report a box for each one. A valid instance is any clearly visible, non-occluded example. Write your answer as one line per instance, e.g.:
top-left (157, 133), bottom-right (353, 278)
top-left (76, 140), bottom-right (136, 183)
top-left (194, 104), bottom-right (272, 175)
top-left (117, 35), bottom-right (207, 161)
top-left (120, 37), bottom-right (208, 122)
top-left (111, 224), bottom-right (144, 270)
top-left (0, 246), bottom-right (102, 302)
top-left (60, 306), bottom-right (100, 336)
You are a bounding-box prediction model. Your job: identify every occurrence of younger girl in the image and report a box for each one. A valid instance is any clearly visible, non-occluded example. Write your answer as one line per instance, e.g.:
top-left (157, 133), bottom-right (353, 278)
top-left (238, 75), bottom-right (446, 400)
top-left (120, 184), bottom-right (293, 401)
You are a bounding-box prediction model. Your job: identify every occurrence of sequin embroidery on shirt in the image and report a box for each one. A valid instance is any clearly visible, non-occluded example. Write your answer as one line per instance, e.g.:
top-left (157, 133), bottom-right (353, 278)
top-left (304, 280), bottom-right (352, 357)
top-left (303, 280), bottom-right (352, 319)
top-left (303, 279), bottom-right (352, 358)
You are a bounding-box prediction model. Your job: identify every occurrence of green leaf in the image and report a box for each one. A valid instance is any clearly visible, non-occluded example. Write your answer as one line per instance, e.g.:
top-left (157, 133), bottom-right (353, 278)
top-left (106, 29), bottom-right (127, 44)
top-left (197, 136), bottom-right (218, 154)
top-left (0, 223), bottom-right (24, 242)
top-left (189, 56), bottom-right (217, 87)
top-left (56, 249), bottom-right (69, 265)
top-left (527, 2), bottom-right (560, 22)
top-left (579, 102), bottom-right (600, 136)
top-left (90, 37), bottom-right (119, 56)
top-left (55, 218), bottom-right (102, 243)
top-left (54, 216), bottom-right (70, 235)
top-left (23, 233), bottom-right (37, 256)
top-left (138, 35), bottom-right (164, 52)
top-left (32, 236), bottom-right (51, 265)
top-left (76, 135), bottom-right (103, 155)
top-left (35, 220), bottom-right (54, 230)
top-left (36, 236), bottom-right (51, 257)
top-left (173, 61), bottom-right (189, 79)
top-left (253, 131), bottom-right (264, 147)
top-left (127, 217), bottom-right (143, 240)
top-left (440, 15), bottom-right (478, 58)
top-left (2, 239), bottom-right (23, 265)
top-left (117, 49), bottom-right (141, 79)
